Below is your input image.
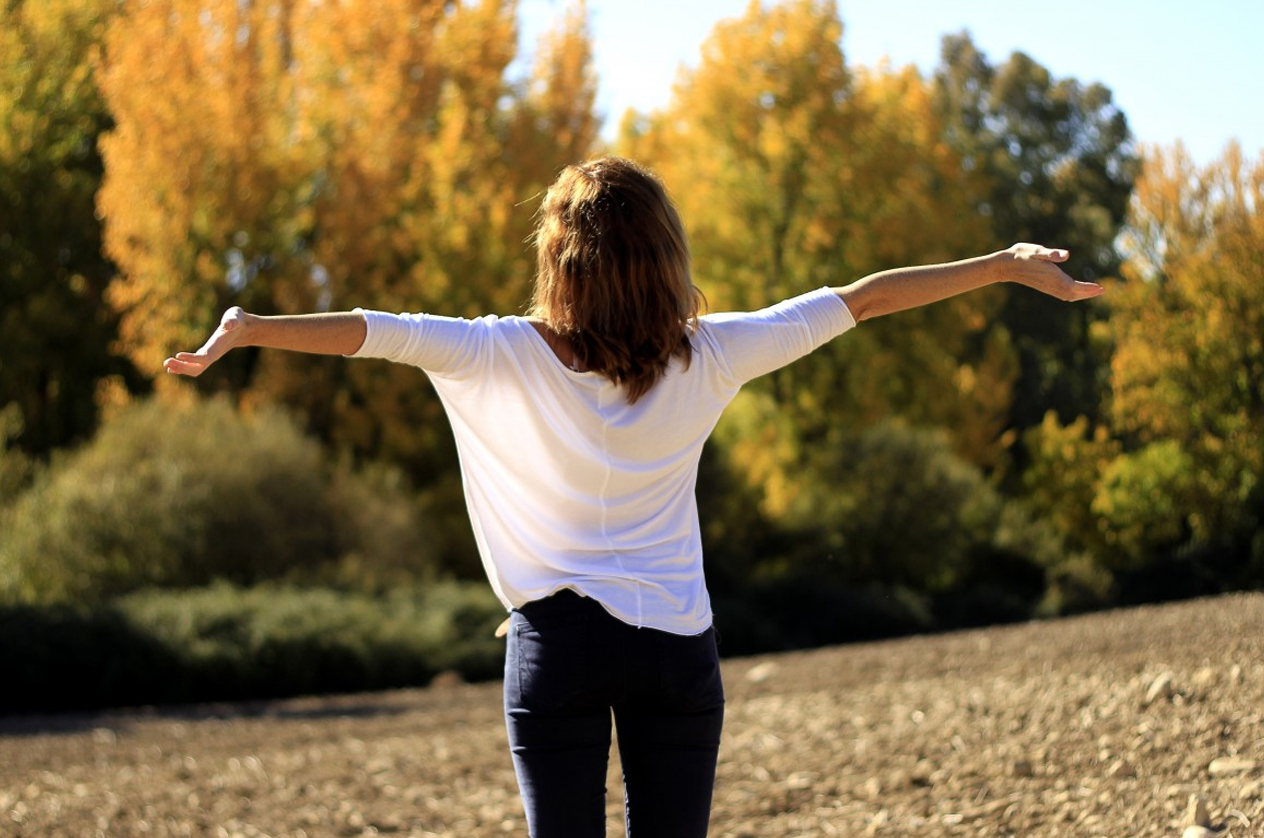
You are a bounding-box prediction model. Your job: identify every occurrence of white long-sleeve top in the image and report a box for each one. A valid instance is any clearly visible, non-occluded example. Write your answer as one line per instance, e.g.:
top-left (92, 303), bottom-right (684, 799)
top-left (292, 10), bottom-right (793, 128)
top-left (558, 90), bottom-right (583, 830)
top-left (352, 287), bottom-right (856, 634)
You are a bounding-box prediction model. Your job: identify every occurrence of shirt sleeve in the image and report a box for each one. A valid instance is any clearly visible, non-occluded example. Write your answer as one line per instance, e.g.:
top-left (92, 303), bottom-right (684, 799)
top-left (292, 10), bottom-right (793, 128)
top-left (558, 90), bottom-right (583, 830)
top-left (349, 309), bottom-right (494, 378)
top-left (697, 287), bottom-right (856, 385)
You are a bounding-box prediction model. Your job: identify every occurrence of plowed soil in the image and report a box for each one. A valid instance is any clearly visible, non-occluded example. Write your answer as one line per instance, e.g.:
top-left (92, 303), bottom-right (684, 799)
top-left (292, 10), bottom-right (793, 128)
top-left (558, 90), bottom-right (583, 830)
top-left (3, 593), bottom-right (1262, 837)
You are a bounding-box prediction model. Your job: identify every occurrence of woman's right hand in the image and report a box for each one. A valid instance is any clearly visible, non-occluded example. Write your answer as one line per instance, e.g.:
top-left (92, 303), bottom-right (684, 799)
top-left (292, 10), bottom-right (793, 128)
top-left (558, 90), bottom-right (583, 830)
top-left (163, 306), bottom-right (252, 377)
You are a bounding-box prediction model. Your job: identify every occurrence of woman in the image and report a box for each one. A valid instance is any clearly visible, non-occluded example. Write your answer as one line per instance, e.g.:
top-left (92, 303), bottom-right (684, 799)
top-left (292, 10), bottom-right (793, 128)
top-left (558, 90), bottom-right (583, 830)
top-left (165, 156), bottom-right (1103, 837)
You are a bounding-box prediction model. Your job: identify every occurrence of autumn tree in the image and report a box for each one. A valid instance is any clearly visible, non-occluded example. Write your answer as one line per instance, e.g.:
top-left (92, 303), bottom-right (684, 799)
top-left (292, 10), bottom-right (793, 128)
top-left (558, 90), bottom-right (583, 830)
top-left (97, 4), bottom-right (596, 426)
top-left (1100, 142), bottom-right (1264, 568)
top-left (507, 0), bottom-right (600, 192)
top-left (97, 0), bottom-right (598, 572)
top-left (619, 0), bottom-right (1004, 521)
top-left (932, 33), bottom-right (1138, 433)
top-left (317, 0), bottom-right (599, 469)
top-left (0, 0), bottom-right (136, 456)
top-left (98, 0), bottom-right (302, 390)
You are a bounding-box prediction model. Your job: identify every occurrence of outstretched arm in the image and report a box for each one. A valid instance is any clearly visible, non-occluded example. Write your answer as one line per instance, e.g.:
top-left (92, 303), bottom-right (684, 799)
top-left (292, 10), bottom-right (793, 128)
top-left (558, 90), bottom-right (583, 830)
top-left (163, 307), bottom-right (367, 377)
top-left (834, 243), bottom-right (1103, 322)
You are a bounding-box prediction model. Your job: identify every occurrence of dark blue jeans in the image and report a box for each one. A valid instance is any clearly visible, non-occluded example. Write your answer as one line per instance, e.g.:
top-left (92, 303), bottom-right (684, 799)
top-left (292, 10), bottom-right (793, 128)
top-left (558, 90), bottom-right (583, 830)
top-left (503, 589), bottom-right (725, 838)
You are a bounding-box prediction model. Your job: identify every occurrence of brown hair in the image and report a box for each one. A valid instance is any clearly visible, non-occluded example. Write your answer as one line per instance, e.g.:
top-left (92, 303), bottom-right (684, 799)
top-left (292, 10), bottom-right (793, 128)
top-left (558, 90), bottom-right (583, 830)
top-left (529, 157), bottom-right (704, 403)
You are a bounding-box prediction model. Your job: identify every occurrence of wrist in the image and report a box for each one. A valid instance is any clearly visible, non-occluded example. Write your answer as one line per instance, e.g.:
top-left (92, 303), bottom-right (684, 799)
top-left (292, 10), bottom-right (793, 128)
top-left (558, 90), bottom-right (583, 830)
top-left (226, 307), bottom-right (259, 346)
top-left (242, 312), bottom-right (259, 342)
top-left (984, 249), bottom-right (1015, 283)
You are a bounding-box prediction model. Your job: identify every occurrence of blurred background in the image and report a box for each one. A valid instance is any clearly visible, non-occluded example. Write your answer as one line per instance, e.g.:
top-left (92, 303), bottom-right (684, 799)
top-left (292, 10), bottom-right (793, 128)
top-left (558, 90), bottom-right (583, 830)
top-left (2, 0), bottom-right (1261, 713)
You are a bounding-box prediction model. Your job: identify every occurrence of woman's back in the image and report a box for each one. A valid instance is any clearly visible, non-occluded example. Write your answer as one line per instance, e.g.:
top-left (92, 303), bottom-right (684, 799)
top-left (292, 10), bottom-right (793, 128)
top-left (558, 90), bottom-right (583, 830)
top-left (352, 288), bottom-right (856, 632)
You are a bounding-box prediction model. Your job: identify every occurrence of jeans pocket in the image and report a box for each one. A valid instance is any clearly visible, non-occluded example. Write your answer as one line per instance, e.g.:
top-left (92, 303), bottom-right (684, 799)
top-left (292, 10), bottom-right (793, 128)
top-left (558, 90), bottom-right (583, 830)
top-left (509, 608), bottom-right (594, 714)
top-left (655, 628), bottom-right (724, 712)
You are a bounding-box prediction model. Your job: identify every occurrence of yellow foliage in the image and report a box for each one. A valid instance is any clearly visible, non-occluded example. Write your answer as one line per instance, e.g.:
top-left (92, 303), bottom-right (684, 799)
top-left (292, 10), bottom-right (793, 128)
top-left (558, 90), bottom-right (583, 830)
top-left (96, 0), bottom-right (598, 468)
top-left (1022, 411), bottom-right (1120, 556)
top-left (0, 0), bottom-right (115, 158)
top-left (617, 0), bottom-right (1008, 513)
top-left (1108, 141), bottom-right (1264, 542)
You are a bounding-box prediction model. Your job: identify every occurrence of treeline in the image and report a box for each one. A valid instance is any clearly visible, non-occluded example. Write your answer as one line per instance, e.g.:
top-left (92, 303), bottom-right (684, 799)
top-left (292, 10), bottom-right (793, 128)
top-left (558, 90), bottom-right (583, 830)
top-left (1, 0), bottom-right (1262, 709)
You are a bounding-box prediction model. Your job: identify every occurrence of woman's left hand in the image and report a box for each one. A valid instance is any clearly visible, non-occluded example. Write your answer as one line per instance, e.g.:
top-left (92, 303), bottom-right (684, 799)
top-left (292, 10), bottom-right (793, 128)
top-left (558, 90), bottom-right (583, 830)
top-left (1002, 244), bottom-right (1105, 302)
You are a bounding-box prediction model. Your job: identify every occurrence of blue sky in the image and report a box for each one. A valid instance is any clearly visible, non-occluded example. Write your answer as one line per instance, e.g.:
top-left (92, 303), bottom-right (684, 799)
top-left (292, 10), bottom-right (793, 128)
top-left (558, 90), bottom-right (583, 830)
top-left (518, 0), bottom-right (1263, 165)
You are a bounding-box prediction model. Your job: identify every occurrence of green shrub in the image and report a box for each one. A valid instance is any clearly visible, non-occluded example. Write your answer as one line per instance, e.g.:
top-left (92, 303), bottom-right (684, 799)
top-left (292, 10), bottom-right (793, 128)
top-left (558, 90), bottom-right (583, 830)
top-left (0, 397), bottom-right (438, 605)
top-left (0, 602), bottom-right (181, 712)
top-left (784, 421), bottom-right (1032, 594)
top-left (0, 403), bottom-right (36, 507)
top-left (1036, 550), bottom-right (1115, 617)
top-left (314, 459), bottom-right (443, 592)
top-left (0, 581), bottom-right (506, 713)
top-left (700, 421), bottom-right (1073, 646)
top-left (711, 580), bottom-right (932, 654)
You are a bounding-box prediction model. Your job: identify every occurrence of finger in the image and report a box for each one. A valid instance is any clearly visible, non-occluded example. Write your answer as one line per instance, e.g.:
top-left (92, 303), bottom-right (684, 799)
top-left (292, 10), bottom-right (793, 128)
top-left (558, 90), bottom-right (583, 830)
top-left (1049, 279), bottom-right (1103, 302)
top-left (1041, 247), bottom-right (1069, 262)
top-left (163, 356), bottom-right (207, 376)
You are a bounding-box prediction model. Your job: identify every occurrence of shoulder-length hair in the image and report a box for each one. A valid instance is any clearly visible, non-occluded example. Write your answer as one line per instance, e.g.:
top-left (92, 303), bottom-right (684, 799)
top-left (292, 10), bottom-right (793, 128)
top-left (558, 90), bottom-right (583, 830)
top-left (529, 157), bottom-right (704, 403)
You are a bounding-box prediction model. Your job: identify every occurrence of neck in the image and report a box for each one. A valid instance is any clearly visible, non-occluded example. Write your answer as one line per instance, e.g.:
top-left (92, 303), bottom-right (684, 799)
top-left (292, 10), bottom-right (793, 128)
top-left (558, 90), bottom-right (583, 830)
top-left (529, 320), bottom-right (587, 372)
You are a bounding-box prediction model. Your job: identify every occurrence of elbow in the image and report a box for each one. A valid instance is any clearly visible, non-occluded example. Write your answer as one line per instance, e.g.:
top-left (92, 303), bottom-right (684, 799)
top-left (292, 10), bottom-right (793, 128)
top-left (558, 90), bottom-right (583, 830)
top-left (835, 286), bottom-right (884, 322)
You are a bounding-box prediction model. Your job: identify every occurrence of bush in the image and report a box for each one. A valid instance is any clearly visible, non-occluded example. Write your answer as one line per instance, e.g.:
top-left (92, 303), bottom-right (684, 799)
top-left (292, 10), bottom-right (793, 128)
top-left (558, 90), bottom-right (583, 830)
top-left (0, 581), bottom-right (507, 713)
top-left (783, 421), bottom-right (1054, 597)
top-left (695, 421), bottom-right (1078, 647)
top-left (0, 602), bottom-right (182, 712)
top-left (0, 397), bottom-right (438, 605)
top-left (1092, 440), bottom-right (1199, 569)
top-left (711, 580), bottom-right (932, 655)
top-left (1036, 551), bottom-right (1115, 617)
top-left (0, 403), bottom-right (36, 507)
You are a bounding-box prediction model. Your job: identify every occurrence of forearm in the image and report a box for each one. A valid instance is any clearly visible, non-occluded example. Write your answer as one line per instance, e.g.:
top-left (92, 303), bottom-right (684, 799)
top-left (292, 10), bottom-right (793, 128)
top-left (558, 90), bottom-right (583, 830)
top-left (241, 311), bottom-right (368, 356)
top-left (164, 308), bottom-right (369, 377)
top-left (834, 244), bottom-right (1100, 321)
top-left (833, 252), bottom-right (1004, 322)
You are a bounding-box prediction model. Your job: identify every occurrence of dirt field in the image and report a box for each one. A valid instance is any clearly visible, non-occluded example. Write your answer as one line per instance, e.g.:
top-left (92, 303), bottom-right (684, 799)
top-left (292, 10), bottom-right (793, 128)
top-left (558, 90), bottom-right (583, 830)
top-left (2, 592), bottom-right (1262, 838)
